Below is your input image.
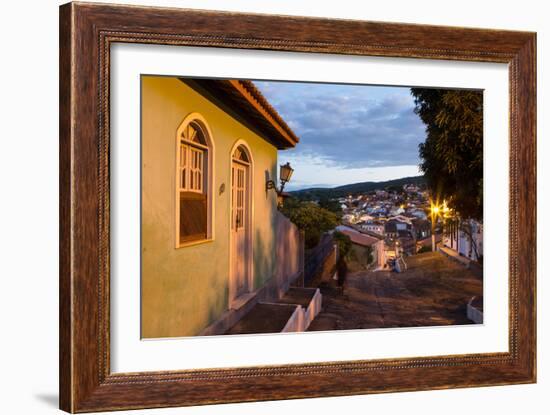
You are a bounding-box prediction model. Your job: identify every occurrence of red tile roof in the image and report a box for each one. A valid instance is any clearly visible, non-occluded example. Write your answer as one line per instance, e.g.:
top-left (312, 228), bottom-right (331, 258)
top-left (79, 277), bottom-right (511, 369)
top-left (336, 226), bottom-right (381, 247)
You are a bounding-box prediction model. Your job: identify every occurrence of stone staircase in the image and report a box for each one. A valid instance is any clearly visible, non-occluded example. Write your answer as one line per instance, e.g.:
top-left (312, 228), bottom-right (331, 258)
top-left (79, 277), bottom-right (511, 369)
top-left (226, 287), bottom-right (322, 335)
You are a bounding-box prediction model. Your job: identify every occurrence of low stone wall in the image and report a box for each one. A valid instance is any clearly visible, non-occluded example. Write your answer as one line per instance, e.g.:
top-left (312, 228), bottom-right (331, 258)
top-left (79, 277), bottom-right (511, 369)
top-left (281, 305), bottom-right (303, 333)
top-left (276, 213), bottom-right (305, 288)
top-left (440, 246), bottom-right (483, 279)
top-left (280, 288), bottom-right (322, 332)
top-left (301, 288), bottom-right (322, 330)
top-left (467, 296), bottom-right (484, 324)
top-left (305, 241), bottom-right (337, 286)
top-left (304, 234), bottom-right (337, 287)
top-left (318, 248), bottom-right (337, 283)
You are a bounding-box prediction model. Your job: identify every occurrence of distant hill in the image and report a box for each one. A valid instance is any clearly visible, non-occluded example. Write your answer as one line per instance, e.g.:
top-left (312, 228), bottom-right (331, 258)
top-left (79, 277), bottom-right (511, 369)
top-left (290, 175), bottom-right (426, 200)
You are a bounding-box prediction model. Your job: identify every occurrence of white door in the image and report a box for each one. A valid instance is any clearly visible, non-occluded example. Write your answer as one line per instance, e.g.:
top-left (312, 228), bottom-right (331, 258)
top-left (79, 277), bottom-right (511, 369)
top-left (231, 160), bottom-right (250, 299)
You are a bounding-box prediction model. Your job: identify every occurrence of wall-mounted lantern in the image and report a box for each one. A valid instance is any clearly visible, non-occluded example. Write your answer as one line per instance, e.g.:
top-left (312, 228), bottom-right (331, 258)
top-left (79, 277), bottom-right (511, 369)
top-left (266, 162), bottom-right (294, 195)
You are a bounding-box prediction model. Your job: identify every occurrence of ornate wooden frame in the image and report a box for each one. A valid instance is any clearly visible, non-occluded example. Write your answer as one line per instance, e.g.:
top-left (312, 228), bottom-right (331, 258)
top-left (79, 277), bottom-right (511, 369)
top-left (59, 2), bottom-right (536, 412)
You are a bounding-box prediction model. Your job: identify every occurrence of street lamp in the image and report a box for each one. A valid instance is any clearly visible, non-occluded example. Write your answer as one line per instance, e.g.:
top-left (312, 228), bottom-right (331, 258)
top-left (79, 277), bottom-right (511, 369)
top-left (429, 199), bottom-right (452, 252)
top-left (266, 162), bottom-right (294, 195)
top-left (279, 162), bottom-right (294, 193)
top-left (429, 200), bottom-right (441, 252)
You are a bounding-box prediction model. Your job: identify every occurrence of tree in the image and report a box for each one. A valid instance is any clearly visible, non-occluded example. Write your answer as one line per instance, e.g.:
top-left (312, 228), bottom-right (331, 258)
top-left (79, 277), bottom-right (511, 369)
top-left (318, 196), bottom-right (343, 218)
top-left (386, 185), bottom-right (404, 194)
top-left (411, 88), bottom-right (483, 220)
top-left (459, 219), bottom-right (482, 261)
top-left (332, 231), bottom-right (352, 259)
top-left (280, 200), bottom-right (339, 249)
top-left (364, 245), bottom-right (374, 265)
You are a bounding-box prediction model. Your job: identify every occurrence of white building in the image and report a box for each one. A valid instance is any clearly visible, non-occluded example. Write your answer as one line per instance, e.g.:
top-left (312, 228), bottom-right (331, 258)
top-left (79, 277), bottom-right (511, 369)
top-left (358, 213), bottom-right (375, 222)
top-left (389, 206), bottom-right (405, 216)
top-left (403, 184), bottom-right (420, 193)
top-left (443, 219), bottom-right (483, 261)
top-left (336, 225), bottom-right (386, 268)
top-left (360, 221), bottom-right (385, 236)
top-left (409, 209), bottom-right (428, 220)
top-left (388, 215), bottom-right (412, 226)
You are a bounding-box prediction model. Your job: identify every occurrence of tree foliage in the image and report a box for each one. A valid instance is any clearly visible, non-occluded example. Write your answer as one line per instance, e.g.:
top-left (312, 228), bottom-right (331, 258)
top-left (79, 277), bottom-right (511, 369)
top-left (318, 196), bottom-right (343, 218)
top-left (364, 245), bottom-right (374, 265)
top-left (290, 176), bottom-right (425, 200)
top-left (280, 198), bottom-right (339, 249)
top-left (332, 231), bottom-right (352, 259)
top-left (411, 88), bottom-right (483, 220)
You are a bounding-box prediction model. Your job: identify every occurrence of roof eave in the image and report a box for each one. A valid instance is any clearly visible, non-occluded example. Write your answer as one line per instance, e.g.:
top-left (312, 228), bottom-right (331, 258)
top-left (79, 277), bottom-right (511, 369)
top-left (179, 78), bottom-right (299, 150)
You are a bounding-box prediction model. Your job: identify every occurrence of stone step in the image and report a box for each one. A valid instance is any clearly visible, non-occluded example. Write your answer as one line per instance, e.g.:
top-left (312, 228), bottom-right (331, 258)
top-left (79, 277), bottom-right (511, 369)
top-left (278, 287), bottom-right (317, 308)
top-left (226, 303), bottom-right (300, 335)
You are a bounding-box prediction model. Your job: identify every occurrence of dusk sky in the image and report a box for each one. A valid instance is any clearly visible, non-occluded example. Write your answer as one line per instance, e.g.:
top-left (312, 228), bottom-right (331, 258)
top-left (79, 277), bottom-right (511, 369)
top-left (254, 81), bottom-right (426, 191)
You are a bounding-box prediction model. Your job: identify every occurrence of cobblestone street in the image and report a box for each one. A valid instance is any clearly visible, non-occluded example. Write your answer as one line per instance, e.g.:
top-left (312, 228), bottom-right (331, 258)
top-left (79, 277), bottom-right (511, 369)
top-left (307, 251), bottom-right (483, 331)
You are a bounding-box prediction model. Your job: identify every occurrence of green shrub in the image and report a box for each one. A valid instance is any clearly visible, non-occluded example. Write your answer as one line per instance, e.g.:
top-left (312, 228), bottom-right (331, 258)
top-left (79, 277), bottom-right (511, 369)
top-left (280, 199), bottom-right (339, 249)
top-left (332, 231), bottom-right (352, 259)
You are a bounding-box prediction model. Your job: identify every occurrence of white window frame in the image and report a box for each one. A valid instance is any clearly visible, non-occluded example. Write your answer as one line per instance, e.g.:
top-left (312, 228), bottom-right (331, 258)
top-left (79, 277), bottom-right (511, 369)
top-left (175, 113), bottom-right (215, 248)
top-left (228, 139), bottom-right (255, 308)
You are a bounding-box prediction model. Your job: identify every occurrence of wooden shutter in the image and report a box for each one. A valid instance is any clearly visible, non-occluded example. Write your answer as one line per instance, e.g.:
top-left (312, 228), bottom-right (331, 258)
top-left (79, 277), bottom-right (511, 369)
top-left (178, 121), bottom-right (209, 244)
top-left (179, 191), bottom-right (207, 243)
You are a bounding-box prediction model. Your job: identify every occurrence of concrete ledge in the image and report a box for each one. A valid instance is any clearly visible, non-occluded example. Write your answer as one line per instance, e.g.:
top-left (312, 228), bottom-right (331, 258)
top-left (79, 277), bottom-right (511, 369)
top-left (467, 296), bottom-right (484, 324)
top-left (278, 287), bottom-right (322, 330)
top-left (439, 246), bottom-right (471, 266)
top-left (199, 291), bottom-right (259, 336)
top-left (281, 304), bottom-right (303, 333)
top-left (225, 287), bottom-right (324, 335)
top-left (302, 289), bottom-right (322, 330)
top-left (226, 303), bottom-right (300, 335)
top-left (440, 246), bottom-right (483, 278)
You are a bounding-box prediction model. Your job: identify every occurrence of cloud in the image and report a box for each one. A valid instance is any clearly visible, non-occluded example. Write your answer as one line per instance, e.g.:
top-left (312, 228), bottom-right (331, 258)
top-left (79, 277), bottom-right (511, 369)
top-left (255, 81), bottom-right (426, 169)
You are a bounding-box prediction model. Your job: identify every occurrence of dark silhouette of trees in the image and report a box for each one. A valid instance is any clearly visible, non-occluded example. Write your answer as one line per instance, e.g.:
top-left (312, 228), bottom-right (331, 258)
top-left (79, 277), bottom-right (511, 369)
top-left (411, 88), bottom-right (483, 220)
top-left (332, 231), bottom-right (352, 259)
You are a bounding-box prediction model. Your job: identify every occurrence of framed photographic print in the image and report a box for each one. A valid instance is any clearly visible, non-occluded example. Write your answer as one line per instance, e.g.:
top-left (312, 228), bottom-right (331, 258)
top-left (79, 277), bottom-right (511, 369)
top-left (59, 2), bottom-right (536, 412)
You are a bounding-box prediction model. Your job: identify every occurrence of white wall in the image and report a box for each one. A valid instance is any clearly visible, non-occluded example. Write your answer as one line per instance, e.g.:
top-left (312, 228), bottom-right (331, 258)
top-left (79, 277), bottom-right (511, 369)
top-left (0, 0), bottom-right (547, 414)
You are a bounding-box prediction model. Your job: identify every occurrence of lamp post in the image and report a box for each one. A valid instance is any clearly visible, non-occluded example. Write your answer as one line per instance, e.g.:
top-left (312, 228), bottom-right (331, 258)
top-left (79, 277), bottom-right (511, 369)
top-left (440, 200), bottom-right (452, 250)
top-left (430, 202), bottom-right (440, 252)
top-left (429, 199), bottom-right (451, 252)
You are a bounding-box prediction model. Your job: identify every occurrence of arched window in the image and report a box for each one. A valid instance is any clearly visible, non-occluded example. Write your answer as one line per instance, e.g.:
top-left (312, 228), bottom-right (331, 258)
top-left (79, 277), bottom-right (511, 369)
top-left (232, 145), bottom-right (250, 164)
top-left (176, 116), bottom-right (213, 246)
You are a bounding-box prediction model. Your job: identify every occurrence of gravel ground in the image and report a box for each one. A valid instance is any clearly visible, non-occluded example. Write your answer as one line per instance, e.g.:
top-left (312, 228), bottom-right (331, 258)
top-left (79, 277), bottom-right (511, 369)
top-left (307, 251), bottom-right (483, 332)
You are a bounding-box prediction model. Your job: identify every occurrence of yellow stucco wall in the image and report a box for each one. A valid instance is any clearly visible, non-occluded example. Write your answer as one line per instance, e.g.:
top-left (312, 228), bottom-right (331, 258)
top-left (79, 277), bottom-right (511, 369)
top-left (141, 76), bottom-right (279, 338)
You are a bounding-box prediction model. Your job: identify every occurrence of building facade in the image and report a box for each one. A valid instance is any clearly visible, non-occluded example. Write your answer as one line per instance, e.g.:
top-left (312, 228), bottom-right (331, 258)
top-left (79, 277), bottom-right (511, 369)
top-left (141, 76), bottom-right (312, 338)
top-left (336, 225), bottom-right (386, 269)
